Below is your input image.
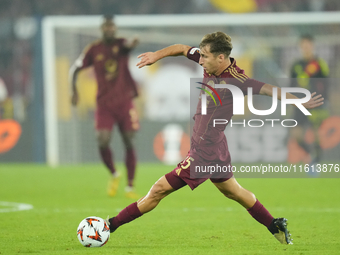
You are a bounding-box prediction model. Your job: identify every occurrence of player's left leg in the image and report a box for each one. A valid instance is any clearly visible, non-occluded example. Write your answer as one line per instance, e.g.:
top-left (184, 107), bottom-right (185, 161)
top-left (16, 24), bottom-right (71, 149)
top-left (310, 110), bottom-right (327, 164)
top-left (213, 178), bottom-right (292, 244)
top-left (96, 129), bottom-right (114, 173)
top-left (118, 102), bottom-right (140, 198)
top-left (107, 175), bottom-right (184, 233)
top-left (290, 125), bottom-right (311, 162)
top-left (307, 125), bottom-right (322, 176)
top-left (97, 129), bottom-right (121, 197)
top-left (95, 105), bottom-right (120, 197)
top-left (312, 126), bottom-right (322, 163)
top-left (306, 109), bottom-right (328, 176)
top-left (121, 130), bottom-right (138, 198)
top-left (121, 130), bottom-right (136, 187)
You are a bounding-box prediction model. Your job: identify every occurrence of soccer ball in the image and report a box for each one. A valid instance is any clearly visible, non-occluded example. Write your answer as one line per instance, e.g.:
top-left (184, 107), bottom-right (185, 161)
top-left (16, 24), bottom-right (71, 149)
top-left (77, 216), bottom-right (110, 247)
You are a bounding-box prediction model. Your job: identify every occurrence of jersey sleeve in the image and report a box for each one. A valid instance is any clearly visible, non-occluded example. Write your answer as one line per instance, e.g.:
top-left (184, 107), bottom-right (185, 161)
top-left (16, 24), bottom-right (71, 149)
top-left (318, 58), bottom-right (329, 77)
top-left (290, 62), bottom-right (297, 79)
top-left (289, 61), bottom-right (299, 87)
top-left (232, 68), bottom-right (265, 95)
top-left (243, 78), bottom-right (265, 95)
top-left (120, 38), bottom-right (131, 54)
top-left (186, 47), bottom-right (200, 63)
top-left (74, 44), bottom-right (93, 69)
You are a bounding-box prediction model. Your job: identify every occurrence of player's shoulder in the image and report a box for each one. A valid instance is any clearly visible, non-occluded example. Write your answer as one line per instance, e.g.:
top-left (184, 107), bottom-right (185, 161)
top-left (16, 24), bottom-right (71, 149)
top-left (83, 40), bottom-right (102, 53)
top-left (227, 58), bottom-right (247, 74)
top-left (221, 58), bottom-right (249, 81)
top-left (114, 38), bottom-right (127, 46)
top-left (316, 57), bottom-right (329, 76)
top-left (316, 57), bottom-right (328, 65)
top-left (90, 39), bottom-right (103, 48)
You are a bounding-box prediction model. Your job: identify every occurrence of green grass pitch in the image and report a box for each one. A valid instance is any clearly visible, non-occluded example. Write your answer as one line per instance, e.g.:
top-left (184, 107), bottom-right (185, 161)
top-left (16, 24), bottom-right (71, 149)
top-left (1, 163), bottom-right (340, 254)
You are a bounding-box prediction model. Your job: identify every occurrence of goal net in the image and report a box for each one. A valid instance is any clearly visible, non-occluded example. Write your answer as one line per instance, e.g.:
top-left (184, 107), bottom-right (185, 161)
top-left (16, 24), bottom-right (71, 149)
top-left (42, 13), bottom-right (340, 166)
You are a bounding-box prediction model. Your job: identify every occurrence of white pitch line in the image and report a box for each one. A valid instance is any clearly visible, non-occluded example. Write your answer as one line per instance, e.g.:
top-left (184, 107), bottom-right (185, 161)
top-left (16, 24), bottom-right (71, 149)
top-left (177, 207), bottom-right (340, 213)
top-left (9, 206), bottom-right (340, 214)
top-left (0, 201), bottom-right (33, 213)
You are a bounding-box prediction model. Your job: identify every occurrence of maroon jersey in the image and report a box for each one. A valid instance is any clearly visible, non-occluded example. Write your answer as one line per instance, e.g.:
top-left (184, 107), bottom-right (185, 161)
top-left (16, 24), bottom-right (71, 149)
top-left (76, 39), bottom-right (138, 108)
top-left (187, 47), bottom-right (265, 161)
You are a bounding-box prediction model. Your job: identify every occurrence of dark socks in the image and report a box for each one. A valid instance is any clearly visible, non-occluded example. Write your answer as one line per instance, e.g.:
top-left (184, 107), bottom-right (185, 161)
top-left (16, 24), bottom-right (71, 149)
top-left (247, 199), bottom-right (274, 228)
top-left (126, 148), bottom-right (136, 187)
top-left (109, 202), bottom-right (142, 232)
top-left (99, 147), bottom-right (116, 174)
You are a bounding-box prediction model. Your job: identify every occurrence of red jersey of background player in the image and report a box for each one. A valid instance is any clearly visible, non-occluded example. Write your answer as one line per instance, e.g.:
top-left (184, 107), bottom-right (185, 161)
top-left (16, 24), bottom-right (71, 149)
top-left (75, 38), bottom-right (138, 108)
top-left (187, 47), bottom-right (265, 146)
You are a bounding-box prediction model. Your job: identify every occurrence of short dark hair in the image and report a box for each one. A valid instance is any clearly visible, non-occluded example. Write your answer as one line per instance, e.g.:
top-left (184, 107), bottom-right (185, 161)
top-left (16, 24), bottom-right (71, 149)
top-left (101, 15), bottom-right (115, 28)
top-left (300, 34), bottom-right (314, 42)
top-left (199, 32), bottom-right (233, 57)
top-left (103, 14), bottom-right (114, 21)
top-left (102, 14), bottom-right (114, 26)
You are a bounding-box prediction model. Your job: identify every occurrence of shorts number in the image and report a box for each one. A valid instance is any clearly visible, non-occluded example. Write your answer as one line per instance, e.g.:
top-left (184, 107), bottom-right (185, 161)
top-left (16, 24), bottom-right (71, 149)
top-left (180, 155), bottom-right (191, 170)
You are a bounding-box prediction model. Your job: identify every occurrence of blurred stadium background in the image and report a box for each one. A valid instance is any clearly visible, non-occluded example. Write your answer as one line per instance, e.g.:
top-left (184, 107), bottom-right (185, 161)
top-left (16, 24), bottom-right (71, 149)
top-left (2, 1), bottom-right (340, 254)
top-left (1, 0), bottom-right (340, 166)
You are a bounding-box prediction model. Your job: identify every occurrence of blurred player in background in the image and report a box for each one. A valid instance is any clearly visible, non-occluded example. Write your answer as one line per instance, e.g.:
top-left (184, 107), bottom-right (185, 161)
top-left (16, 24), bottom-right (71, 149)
top-left (290, 34), bottom-right (329, 167)
top-left (105, 32), bottom-right (324, 245)
top-left (70, 15), bottom-right (140, 199)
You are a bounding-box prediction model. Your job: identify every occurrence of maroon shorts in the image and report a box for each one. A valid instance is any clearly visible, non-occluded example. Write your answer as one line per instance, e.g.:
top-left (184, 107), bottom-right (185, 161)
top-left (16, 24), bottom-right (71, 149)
top-left (95, 101), bottom-right (139, 132)
top-left (165, 151), bottom-right (234, 191)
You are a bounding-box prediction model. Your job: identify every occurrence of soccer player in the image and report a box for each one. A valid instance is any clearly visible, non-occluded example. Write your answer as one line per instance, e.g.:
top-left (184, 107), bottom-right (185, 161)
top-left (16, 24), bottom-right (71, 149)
top-left (70, 15), bottom-right (140, 199)
top-left (106, 32), bottom-right (324, 244)
top-left (290, 34), bottom-right (329, 166)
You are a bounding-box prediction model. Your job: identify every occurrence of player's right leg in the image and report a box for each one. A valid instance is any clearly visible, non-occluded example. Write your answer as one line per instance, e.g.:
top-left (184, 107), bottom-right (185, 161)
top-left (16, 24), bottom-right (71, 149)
top-left (311, 125), bottom-right (322, 163)
top-left (95, 106), bottom-right (119, 196)
top-left (290, 125), bottom-right (311, 161)
top-left (213, 178), bottom-right (292, 244)
top-left (137, 176), bottom-right (176, 213)
top-left (309, 109), bottom-right (328, 165)
top-left (96, 129), bottom-right (114, 172)
top-left (107, 175), bottom-right (183, 232)
top-left (121, 130), bottom-right (138, 199)
top-left (96, 129), bottom-right (120, 197)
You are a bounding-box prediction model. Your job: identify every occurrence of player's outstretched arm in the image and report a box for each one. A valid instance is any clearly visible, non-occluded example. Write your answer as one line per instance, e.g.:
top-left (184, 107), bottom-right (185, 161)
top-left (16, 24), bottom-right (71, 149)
top-left (303, 92), bottom-right (324, 109)
top-left (136, 44), bottom-right (191, 68)
top-left (124, 37), bottom-right (139, 50)
top-left (259, 83), bottom-right (324, 109)
top-left (69, 64), bottom-right (82, 106)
